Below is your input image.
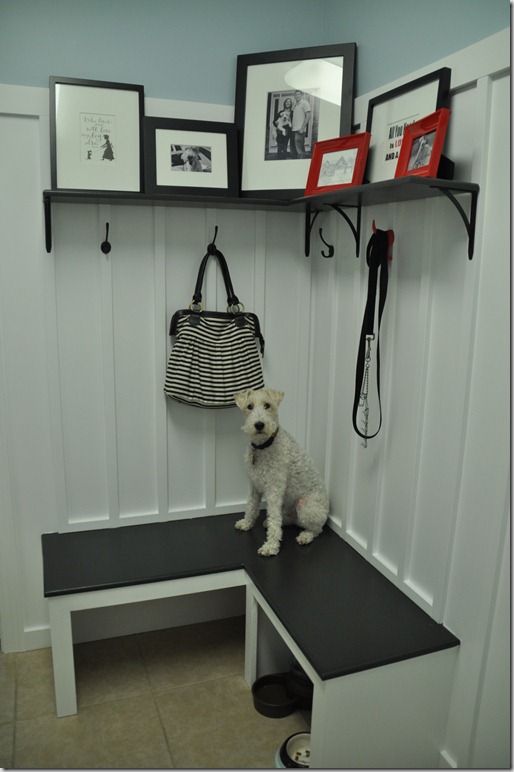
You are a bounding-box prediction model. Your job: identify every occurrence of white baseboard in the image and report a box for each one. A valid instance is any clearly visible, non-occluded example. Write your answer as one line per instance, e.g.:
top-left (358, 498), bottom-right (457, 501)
top-left (439, 749), bottom-right (458, 768)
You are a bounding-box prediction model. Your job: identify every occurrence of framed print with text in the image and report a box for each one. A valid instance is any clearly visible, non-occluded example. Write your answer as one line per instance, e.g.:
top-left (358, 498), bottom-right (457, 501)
top-left (50, 76), bottom-right (144, 192)
top-left (365, 67), bottom-right (451, 183)
top-left (235, 43), bottom-right (356, 198)
top-left (144, 117), bottom-right (238, 197)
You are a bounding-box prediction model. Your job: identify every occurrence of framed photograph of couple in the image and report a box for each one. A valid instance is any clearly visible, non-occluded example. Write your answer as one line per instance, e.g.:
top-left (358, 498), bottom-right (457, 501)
top-left (49, 76), bottom-right (144, 192)
top-left (144, 117), bottom-right (238, 197)
top-left (235, 43), bottom-right (356, 198)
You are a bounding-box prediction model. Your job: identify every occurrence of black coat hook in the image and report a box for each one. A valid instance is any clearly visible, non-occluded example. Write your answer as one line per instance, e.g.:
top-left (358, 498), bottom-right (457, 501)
top-left (207, 225), bottom-right (219, 254)
top-left (101, 223), bottom-right (111, 254)
top-left (319, 227), bottom-right (334, 258)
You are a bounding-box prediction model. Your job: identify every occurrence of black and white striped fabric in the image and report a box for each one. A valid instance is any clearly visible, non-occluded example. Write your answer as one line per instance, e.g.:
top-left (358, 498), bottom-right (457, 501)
top-left (164, 241), bottom-right (265, 408)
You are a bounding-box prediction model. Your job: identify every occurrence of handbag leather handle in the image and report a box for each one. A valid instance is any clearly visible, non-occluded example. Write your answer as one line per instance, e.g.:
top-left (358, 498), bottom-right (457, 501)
top-left (192, 243), bottom-right (240, 308)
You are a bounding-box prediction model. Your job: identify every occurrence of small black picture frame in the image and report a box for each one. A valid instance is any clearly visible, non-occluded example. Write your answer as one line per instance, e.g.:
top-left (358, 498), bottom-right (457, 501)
top-left (144, 117), bottom-right (238, 197)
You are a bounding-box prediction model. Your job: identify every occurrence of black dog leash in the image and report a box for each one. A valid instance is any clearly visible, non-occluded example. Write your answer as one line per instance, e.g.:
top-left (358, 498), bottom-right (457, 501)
top-left (352, 225), bottom-right (393, 444)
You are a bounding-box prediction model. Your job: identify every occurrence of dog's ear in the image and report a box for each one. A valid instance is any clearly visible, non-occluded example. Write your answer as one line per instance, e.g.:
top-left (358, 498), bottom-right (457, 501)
top-left (234, 390), bottom-right (252, 409)
top-left (267, 389), bottom-right (284, 407)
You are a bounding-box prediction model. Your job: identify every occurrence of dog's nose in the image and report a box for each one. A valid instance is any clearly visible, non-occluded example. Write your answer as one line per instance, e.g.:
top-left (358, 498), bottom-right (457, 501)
top-left (254, 421), bottom-right (265, 432)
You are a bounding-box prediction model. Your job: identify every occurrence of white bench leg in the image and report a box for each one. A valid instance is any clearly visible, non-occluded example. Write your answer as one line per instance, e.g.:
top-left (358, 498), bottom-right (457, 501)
top-left (244, 585), bottom-right (258, 688)
top-left (48, 598), bottom-right (77, 717)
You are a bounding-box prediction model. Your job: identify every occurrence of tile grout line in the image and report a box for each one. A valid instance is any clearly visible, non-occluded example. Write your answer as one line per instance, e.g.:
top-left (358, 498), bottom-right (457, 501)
top-left (136, 634), bottom-right (177, 769)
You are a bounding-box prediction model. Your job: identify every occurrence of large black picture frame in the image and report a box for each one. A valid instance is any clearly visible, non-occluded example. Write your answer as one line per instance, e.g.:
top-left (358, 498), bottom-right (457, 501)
top-left (365, 67), bottom-right (451, 183)
top-left (49, 75), bottom-right (144, 192)
top-left (235, 43), bottom-right (356, 199)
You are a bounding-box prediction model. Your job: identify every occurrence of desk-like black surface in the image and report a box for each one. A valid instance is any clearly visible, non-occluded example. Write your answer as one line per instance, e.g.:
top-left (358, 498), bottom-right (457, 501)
top-left (42, 513), bottom-right (459, 681)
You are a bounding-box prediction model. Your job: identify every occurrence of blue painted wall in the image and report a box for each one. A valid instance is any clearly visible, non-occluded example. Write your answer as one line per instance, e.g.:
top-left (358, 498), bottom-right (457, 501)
top-left (0, 0), bottom-right (509, 102)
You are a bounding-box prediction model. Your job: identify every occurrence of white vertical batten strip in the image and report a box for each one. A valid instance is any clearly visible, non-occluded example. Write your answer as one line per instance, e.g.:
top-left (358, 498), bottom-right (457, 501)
top-left (253, 211), bottom-right (267, 329)
top-left (398, 202), bottom-right (435, 590)
top-left (204, 208), bottom-right (218, 513)
top-left (344, 215), bottom-right (369, 550)
top-left (98, 204), bottom-right (120, 523)
top-left (435, 75), bottom-right (494, 621)
top-left (39, 112), bottom-right (70, 531)
top-left (153, 206), bottom-right (169, 520)
top-left (399, 201), bottom-right (437, 615)
top-left (44, 210), bottom-right (69, 532)
top-left (370, 203), bottom-right (397, 565)
top-left (298, 215), bottom-right (313, 450)
top-left (323, 222), bottom-right (340, 512)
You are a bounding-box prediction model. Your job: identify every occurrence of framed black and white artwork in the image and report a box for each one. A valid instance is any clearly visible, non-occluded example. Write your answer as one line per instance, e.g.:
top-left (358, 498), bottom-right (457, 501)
top-left (49, 76), bottom-right (144, 191)
top-left (144, 117), bottom-right (238, 197)
top-left (235, 43), bottom-right (356, 198)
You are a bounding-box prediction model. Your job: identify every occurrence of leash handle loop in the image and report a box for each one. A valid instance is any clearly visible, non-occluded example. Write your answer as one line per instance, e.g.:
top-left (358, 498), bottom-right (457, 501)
top-left (352, 228), bottom-right (391, 441)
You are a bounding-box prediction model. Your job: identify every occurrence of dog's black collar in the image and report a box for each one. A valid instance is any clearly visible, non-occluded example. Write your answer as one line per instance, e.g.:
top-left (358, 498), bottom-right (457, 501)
top-left (251, 428), bottom-right (279, 451)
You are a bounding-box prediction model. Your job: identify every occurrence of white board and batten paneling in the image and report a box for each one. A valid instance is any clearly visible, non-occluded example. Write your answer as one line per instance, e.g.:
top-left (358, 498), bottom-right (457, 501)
top-left (0, 28), bottom-right (509, 769)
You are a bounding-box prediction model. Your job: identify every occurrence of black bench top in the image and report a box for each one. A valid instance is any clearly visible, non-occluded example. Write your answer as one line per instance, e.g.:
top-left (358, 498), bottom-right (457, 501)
top-left (41, 513), bottom-right (459, 681)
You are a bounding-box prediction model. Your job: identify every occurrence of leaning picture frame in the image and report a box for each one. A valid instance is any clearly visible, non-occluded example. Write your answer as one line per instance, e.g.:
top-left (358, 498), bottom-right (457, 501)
top-left (144, 117), bottom-right (238, 197)
top-left (49, 76), bottom-right (144, 192)
top-left (304, 132), bottom-right (370, 197)
top-left (395, 108), bottom-right (451, 179)
top-left (365, 67), bottom-right (451, 183)
top-left (235, 43), bottom-right (356, 199)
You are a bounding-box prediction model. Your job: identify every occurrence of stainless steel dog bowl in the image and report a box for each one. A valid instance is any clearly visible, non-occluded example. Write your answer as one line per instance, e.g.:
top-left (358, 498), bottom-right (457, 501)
top-left (274, 732), bottom-right (311, 768)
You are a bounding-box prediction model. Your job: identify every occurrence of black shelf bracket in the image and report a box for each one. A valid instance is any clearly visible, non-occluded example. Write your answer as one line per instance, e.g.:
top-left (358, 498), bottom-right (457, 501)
top-left (330, 203), bottom-right (361, 257)
top-left (304, 208), bottom-right (321, 257)
top-left (44, 197), bottom-right (52, 253)
top-left (304, 203), bottom-right (362, 258)
top-left (432, 185), bottom-right (478, 259)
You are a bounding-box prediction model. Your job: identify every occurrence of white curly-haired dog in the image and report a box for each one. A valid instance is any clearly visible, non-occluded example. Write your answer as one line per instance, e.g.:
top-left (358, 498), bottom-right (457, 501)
top-left (234, 388), bottom-right (329, 556)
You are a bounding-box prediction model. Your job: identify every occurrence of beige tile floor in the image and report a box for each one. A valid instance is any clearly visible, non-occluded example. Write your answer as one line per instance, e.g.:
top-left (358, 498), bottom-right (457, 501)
top-left (0, 615), bottom-right (310, 769)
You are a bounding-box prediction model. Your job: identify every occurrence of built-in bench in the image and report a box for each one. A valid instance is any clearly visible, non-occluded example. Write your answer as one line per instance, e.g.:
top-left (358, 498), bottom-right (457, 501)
top-left (42, 513), bottom-right (459, 768)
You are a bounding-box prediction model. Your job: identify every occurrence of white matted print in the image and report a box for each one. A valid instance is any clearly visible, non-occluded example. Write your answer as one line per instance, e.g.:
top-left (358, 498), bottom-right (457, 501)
top-left (317, 147), bottom-right (357, 186)
top-left (155, 129), bottom-right (228, 189)
top-left (50, 77), bottom-right (144, 191)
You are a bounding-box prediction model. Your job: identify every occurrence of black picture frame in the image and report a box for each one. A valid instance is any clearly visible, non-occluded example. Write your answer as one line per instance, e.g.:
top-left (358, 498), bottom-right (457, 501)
top-left (144, 117), bottom-right (238, 197)
top-left (235, 43), bottom-right (356, 199)
top-left (49, 76), bottom-right (144, 192)
top-left (364, 67), bottom-right (451, 183)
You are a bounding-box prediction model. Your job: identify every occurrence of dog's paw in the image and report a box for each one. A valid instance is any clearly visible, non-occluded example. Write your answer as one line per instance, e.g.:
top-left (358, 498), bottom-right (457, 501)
top-left (296, 531), bottom-right (315, 545)
top-left (258, 542), bottom-right (280, 557)
top-left (235, 518), bottom-right (252, 531)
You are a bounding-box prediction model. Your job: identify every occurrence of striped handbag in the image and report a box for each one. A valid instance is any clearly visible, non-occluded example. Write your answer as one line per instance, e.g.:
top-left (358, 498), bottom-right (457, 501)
top-left (164, 239), bottom-right (265, 408)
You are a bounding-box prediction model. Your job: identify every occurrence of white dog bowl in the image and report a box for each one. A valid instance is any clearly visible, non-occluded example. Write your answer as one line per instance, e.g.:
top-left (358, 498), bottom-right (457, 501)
top-left (274, 732), bottom-right (311, 768)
